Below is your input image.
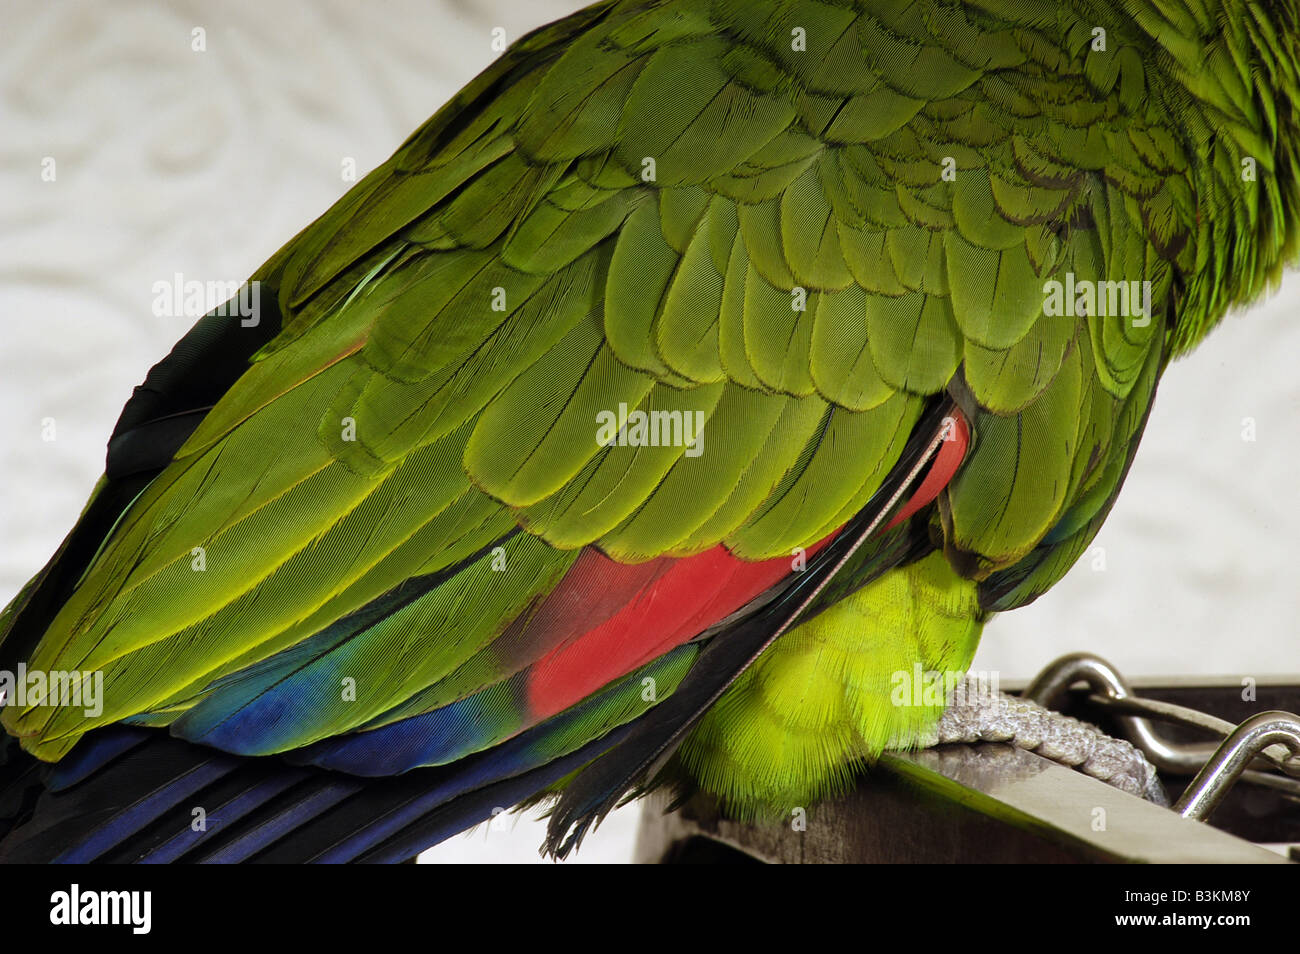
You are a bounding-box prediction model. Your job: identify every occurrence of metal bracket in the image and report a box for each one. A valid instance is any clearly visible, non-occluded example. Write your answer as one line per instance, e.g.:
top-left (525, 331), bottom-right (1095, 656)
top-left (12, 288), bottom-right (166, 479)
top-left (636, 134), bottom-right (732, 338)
top-left (634, 744), bottom-right (1290, 863)
top-left (634, 654), bottom-right (1300, 862)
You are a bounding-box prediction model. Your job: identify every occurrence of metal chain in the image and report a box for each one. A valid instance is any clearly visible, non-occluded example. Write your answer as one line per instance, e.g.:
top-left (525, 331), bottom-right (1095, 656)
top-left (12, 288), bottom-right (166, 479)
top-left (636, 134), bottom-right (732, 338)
top-left (1023, 653), bottom-right (1300, 821)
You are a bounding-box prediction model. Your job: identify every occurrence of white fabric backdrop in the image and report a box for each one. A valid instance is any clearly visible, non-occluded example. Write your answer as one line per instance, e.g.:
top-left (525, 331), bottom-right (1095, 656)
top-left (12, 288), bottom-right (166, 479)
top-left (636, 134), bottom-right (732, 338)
top-left (2, 0), bottom-right (1296, 864)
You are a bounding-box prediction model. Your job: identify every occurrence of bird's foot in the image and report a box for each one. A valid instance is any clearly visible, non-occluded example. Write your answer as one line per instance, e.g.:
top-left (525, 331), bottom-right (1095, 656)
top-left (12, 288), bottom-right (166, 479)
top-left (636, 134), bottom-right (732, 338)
top-left (908, 678), bottom-right (1168, 806)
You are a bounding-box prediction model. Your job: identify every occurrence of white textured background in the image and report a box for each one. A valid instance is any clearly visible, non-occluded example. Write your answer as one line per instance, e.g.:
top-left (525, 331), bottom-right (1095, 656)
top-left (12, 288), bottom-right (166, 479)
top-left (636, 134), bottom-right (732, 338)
top-left (2, 0), bottom-right (1297, 864)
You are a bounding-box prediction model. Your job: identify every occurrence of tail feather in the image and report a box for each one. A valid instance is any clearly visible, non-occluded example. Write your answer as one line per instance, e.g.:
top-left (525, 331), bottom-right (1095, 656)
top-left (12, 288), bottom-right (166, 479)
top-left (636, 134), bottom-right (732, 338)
top-left (0, 731), bottom-right (239, 863)
top-left (0, 723), bottom-right (629, 864)
top-left (193, 778), bottom-right (362, 864)
top-left (134, 771), bottom-right (313, 864)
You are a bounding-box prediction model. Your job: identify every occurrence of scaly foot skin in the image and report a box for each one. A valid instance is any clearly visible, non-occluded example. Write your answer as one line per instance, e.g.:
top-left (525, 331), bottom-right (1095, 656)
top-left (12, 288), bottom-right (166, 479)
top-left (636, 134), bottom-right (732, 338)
top-left (905, 679), bottom-right (1169, 806)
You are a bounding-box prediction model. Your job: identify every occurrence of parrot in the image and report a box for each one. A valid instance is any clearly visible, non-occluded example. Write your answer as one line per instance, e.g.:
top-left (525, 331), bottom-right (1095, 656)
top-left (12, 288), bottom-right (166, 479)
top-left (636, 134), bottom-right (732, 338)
top-left (0, 0), bottom-right (1297, 864)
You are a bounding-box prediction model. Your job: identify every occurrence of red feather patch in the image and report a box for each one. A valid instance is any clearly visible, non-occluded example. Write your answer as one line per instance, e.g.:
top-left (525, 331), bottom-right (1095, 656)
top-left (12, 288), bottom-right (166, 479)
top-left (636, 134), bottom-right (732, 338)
top-left (885, 410), bottom-right (970, 530)
top-left (523, 409), bottom-right (969, 721)
top-left (525, 535), bottom-right (836, 719)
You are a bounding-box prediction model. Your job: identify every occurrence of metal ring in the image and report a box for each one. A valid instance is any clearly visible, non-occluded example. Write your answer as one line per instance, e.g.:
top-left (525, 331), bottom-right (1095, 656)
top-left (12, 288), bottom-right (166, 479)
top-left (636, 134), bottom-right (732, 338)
top-left (1024, 653), bottom-right (1300, 785)
top-left (1174, 712), bottom-right (1300, 821)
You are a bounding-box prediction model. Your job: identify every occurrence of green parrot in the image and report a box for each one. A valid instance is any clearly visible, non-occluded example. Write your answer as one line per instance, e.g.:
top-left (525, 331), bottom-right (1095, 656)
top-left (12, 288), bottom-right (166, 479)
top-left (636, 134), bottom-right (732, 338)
top-left (0, 0), bottom-right (1296, 863)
